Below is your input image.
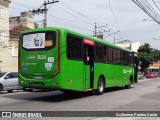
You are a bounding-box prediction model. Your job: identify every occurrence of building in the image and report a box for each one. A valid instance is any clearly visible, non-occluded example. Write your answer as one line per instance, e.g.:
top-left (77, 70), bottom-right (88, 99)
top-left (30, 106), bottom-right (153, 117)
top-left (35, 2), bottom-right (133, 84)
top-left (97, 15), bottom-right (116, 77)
top-left (9, 12), bottom-right (34, 30)
top-left (0, 10), bottom-right (35, 72)
top-left (0, 0), bottom-right (11, 72)
top-left (147, 60), bottom-right (160, 73)
top-left (116, 40), bottom-right (140, 52)
top-left (9, 12), bottom-right (35, 40)
top-left (0, 0), bottom-right (10, 46)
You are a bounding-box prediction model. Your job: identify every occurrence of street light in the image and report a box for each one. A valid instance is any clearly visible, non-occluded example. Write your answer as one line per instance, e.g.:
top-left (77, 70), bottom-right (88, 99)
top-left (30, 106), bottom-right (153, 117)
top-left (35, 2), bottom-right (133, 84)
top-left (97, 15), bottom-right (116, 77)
top-left (153, 38), bottom-right (160, 40)
top-left (142, 19), bottom-right (154, 21)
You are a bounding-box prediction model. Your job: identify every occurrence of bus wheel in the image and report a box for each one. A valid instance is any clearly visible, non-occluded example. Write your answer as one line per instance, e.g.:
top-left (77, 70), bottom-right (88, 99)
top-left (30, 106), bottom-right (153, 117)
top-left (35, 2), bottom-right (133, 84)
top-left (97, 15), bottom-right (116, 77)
top-left (28, 89), bottom-right (33, 92)
top-left (96, 78), bottom-right (105, 95)
top-left (7, 90), bottom-right (13, 93)
top-left (125, 78), bottom-right (131, 89)
top-left (0, 85), bottom-right (3, 94)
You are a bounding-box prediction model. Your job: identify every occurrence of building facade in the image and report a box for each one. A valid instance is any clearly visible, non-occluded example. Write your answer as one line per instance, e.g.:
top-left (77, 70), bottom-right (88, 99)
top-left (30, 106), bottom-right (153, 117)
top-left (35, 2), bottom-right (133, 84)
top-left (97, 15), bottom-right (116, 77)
top-left (0, 0), bottom-right (10, 46)
top-left (115, 40), bottom-right (140, 52)
top-left (9, 12), bottom-right (34, 30)
top-left (0, 0), bottom-right (12, 72)
top-left (0, 7), bottom-right (35, 72)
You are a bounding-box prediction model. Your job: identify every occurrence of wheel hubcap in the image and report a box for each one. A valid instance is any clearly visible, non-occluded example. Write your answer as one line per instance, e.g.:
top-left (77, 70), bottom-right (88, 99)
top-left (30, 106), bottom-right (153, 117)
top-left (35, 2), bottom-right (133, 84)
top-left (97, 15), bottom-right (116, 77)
top-left (99, 81), bottom-right (104, 92)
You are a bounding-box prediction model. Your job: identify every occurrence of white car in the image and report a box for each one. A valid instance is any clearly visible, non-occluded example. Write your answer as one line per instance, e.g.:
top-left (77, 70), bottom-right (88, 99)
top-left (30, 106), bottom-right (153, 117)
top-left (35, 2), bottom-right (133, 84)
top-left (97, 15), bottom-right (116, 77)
top-left (0, 72), bottom-right (21, 93)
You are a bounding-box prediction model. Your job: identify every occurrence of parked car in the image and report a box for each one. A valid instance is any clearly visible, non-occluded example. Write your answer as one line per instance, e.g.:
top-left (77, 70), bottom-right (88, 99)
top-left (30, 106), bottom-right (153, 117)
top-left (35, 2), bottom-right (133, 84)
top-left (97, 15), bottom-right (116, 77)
top-left (157, 72), bottom-right (160, 78)
top-left (146, 72), bottom-right (157, 79)
top-left (0, 72), bottom-right (21, 93)
top-left (138, 72), bottom-right (144, 80)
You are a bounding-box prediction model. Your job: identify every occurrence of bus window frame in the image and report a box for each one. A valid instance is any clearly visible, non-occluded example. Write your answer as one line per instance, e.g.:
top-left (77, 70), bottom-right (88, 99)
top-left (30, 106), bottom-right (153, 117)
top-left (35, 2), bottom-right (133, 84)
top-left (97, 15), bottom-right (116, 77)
top-left (66, 33), bottom-right (83, 61)
top-left (21, 31), bottom-right (57, 51)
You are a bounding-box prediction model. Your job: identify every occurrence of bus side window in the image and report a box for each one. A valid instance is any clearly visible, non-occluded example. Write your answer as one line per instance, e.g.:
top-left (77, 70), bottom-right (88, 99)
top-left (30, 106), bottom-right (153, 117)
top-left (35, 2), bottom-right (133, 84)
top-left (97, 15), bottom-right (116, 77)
top-left (107, 47), bottom-right (113, 64)
top-left (67, 34), bottom-right (83, 60)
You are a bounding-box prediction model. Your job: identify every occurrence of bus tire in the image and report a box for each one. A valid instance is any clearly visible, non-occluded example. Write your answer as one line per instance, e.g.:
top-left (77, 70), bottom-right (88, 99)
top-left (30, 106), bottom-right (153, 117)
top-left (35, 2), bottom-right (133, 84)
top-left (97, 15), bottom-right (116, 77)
top-left (23, 87), bottom-right (27, 91)
top-left (7, 90), bottom-right (13, 93)
top-left (125, 78), bottom-right (131, 89)
top-left (28, 89), bottom-right (33, 92)
top-left (96, 78), bottom-right (105, 95)
top-left (0, 84), bottom-right (3, 94)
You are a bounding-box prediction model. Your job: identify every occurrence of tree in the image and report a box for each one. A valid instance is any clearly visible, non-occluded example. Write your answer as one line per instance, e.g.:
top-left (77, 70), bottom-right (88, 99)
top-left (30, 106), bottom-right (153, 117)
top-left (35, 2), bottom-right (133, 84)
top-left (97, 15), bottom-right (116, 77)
top-left (137, 43), bottom-right (160, 72)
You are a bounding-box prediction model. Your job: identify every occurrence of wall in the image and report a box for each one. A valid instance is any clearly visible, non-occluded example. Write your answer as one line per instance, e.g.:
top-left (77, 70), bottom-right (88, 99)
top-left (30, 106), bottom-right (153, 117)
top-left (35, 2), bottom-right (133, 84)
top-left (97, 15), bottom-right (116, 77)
top-left (0, 0), bottom-right (10, 46)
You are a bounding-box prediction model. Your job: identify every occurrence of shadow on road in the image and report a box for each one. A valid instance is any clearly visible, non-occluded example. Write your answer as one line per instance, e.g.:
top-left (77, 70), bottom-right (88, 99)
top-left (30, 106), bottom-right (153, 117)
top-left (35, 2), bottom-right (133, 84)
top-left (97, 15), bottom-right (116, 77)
top-left (3, 86), bottom-right (132, 102)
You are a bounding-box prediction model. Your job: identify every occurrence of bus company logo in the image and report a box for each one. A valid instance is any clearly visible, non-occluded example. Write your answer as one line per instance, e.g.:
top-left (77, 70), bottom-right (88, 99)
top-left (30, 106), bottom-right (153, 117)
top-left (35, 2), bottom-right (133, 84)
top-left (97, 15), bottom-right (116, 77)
top-left (2, 112), bottom-right (11, 117)
top-left (38, 55), bottom-right (46, 60)
top-left (26, 56), bottom-right (36, 60)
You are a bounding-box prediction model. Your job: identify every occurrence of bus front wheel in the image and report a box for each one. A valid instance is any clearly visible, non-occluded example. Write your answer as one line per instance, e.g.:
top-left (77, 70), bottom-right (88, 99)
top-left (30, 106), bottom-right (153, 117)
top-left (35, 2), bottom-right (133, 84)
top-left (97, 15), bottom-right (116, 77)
top-left (96, 78), bottom-right (105, 95)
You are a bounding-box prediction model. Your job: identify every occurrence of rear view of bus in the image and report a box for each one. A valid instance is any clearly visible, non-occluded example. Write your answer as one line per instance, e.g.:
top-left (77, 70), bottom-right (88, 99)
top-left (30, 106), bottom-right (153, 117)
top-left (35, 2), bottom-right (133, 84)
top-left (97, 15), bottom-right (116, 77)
top-left (18, 28), bottom-right (60, 90)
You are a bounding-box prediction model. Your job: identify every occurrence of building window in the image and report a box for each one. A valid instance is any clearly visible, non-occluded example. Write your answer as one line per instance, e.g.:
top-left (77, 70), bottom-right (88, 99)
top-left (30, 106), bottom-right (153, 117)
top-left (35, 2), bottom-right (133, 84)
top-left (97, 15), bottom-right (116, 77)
top-left (0, 7), bottom-right (5, 19)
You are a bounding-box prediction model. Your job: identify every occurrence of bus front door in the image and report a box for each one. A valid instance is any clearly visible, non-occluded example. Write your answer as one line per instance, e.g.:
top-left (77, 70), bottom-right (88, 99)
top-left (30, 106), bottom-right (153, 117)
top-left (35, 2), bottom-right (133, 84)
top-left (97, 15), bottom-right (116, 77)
top-left (84, 44), bottom-right (94, 89)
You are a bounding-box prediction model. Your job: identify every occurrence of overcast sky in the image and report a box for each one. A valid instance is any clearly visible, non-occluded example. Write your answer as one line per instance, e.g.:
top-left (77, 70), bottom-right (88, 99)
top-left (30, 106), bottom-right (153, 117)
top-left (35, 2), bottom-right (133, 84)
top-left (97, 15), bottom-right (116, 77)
top-left (10, 0), bottom-right (160, 49)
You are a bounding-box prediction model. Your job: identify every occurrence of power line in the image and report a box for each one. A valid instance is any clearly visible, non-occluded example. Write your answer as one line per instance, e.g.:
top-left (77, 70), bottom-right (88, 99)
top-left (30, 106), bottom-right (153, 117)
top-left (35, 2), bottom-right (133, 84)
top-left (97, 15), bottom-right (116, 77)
top-left (54, 4), bottom-right (93, 26)
top-left (47, 16), bottom-right (93, 32)
top-left (108, 0), bottom-right (118, 24)
top-left (60, 0), bottom-right (106, 26)
top-left (152, 0), bottom-right (160, 12)
top-left (10, 0), bottom-right (93, 32)
top-left (132, 0), bottom-right (160, 24)
top-left (29, 0), bottom-right (59, 27)
top-left (60, 0), bottom-right (95, 23)
top-left (11, 0), bottom-right (34, 9)
top-left (48, 13), bottom-right (94, 25)
top-left (94, 23), bottom-right (110, 37)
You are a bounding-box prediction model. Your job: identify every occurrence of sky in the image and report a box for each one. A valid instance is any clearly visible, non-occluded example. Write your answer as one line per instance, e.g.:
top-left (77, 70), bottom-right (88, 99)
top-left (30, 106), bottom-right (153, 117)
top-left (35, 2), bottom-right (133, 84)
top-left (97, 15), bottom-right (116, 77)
top-left (9, 0), bottom-right (160, 49)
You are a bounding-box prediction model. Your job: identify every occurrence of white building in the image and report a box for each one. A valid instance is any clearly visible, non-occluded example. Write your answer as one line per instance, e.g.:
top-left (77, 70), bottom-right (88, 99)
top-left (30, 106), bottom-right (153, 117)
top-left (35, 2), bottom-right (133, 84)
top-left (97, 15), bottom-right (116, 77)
top-left (116, 40), bottom-right (140, 52)
top-left (0, 0), bottom-right (10, 46)
top-left (0, 0), bottom-right (18, 72)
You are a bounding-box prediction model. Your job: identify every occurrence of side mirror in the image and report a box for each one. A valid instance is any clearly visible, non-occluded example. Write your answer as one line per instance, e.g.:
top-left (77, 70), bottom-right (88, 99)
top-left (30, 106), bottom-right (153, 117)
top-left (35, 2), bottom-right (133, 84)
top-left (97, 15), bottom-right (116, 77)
top-left (4, 76), bottom-right (9, 79)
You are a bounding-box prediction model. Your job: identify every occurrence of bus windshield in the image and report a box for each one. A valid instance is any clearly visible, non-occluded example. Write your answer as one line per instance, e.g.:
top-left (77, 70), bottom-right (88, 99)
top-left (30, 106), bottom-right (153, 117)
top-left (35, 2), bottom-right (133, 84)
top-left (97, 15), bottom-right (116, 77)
top-left (22, 31), bottom-right (56, 50)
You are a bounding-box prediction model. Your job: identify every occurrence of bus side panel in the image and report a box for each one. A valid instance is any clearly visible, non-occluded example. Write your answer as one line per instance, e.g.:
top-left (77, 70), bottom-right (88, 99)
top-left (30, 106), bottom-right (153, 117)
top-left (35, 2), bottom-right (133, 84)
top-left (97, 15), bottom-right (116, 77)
top-left (94, 63), bottom-right (133, 89)
top-left (94, 63), bottom-right (114, 89)
top-left (59, 31), bottom-right (84, 91)
top-left (65, 60), bottom-right (84, 91)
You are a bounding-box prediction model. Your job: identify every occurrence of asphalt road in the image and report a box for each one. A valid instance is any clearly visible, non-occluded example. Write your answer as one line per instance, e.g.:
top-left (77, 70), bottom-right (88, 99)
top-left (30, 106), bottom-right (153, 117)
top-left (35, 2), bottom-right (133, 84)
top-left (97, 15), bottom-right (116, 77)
top-left (0, 78), bottom-right (160, 120)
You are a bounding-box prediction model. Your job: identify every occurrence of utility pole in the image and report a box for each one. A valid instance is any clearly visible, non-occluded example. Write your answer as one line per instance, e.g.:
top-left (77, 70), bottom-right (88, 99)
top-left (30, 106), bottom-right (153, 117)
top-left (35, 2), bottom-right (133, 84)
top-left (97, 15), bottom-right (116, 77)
top-left (94, 23), bottom-right (97, 37)
top-left (29, 0), bottom-right (59, 28)
top-left (94, 23), bottom-right (110, 38)
top-left (44, 1), bottom-right (47, 27)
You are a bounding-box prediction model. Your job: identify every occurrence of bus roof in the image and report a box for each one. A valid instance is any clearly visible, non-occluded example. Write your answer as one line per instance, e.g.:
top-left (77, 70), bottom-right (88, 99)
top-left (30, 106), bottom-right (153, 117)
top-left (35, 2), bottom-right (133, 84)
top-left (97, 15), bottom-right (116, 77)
top-left (20, 27), bottom-right (135, 53)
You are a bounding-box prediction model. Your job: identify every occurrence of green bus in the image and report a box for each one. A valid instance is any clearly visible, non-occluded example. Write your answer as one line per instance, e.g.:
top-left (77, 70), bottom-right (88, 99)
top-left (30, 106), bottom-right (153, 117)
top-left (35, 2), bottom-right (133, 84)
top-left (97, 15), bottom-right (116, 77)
top-left (18, 27), bottom-right (138, 95)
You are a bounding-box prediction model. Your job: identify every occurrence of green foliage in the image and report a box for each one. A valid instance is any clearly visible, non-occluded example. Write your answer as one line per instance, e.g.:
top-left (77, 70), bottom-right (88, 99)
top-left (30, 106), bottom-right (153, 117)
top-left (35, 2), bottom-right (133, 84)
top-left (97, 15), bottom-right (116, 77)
top-left (138, 43), bottom-right (160, 71)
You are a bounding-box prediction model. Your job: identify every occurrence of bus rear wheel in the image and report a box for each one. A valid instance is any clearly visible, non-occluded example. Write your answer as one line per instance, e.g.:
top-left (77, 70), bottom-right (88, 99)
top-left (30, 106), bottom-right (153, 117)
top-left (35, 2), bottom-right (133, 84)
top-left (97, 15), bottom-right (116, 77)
top-left (96, 78), bottom-right (105, 95)
top-left (7, 90), bottom-right (13, 93)
top-left (125, 78), bottom-right (131, 89)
